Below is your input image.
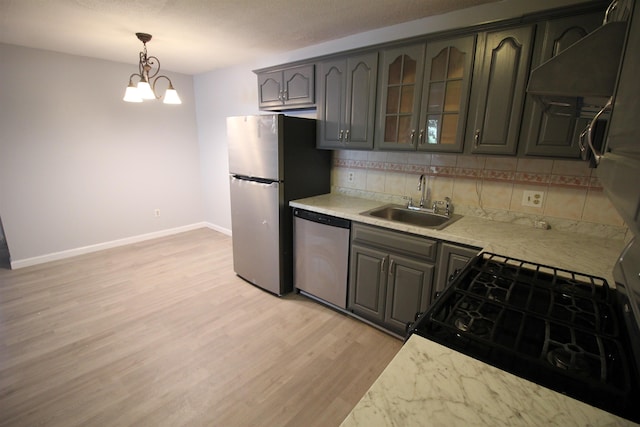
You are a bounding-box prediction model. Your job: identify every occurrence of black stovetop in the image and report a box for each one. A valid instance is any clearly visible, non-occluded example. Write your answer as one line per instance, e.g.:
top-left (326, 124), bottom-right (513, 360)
top-left (407, 252), bottom-right (640, 423)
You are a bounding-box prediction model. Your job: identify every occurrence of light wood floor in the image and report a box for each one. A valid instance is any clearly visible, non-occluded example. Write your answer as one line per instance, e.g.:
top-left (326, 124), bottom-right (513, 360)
top-left (0, 229), bottom-right (401, 427)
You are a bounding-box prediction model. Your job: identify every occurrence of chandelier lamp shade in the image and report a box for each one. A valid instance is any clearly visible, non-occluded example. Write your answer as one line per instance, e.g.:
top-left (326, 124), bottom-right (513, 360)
top-left (123, 32), bottom-right (181, 104)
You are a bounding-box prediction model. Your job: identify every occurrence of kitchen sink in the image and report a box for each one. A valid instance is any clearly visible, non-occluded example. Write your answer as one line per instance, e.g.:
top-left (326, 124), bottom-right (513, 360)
top-left (360, 204), bottom-right (461, 230)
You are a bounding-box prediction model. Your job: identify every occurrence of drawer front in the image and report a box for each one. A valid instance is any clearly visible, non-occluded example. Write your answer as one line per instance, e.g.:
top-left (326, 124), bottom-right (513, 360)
top-left (352, 223), bottom-right (437, 261)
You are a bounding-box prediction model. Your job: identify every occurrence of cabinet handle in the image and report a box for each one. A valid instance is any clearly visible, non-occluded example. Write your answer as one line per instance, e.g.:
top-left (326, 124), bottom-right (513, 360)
top-left (419, 129), bottom-right (425, 145)
top-left (344, 129), bottom-right (350, 142)
top-left (282, 90), bottom-right (288, 101)
top-left (380, 258), bottom-right (386, 273)
top-left (410, 129), bottom-right (416, 145)
top-left (578, 127), bottom-right (589, 160)
top-left (278, 91), bottom-right (284, 101)
top-left (586, 97), bottom-right (613, 166)
top-left (389, 259), bottom-right (395, 274)
top-left (473, 129), bottom-right (481, 148)
top-left (338, 130), bottom-right (344, 141)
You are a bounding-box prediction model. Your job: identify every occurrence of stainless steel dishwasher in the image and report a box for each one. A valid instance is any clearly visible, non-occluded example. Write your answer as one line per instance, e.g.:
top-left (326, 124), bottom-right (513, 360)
top-left (293, 208), bottom-right (350, 309)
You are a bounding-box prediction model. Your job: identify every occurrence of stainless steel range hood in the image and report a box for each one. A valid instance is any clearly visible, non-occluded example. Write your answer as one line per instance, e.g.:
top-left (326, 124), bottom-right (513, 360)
top-left (527, 20), bottom-right (628, 117)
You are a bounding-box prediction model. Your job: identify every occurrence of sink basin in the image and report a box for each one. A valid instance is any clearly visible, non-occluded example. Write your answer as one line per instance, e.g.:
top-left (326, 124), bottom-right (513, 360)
top-left (360, 204), bottom-right (461, 230)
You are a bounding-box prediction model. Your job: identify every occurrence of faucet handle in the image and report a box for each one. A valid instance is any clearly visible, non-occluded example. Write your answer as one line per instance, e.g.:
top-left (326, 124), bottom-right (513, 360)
top-left (402, 195), bottom-right (414, 208)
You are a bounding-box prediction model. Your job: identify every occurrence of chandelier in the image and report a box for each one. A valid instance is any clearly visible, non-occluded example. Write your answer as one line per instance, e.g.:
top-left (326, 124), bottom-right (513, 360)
top-left (123, 33), bottom-right (181, 104)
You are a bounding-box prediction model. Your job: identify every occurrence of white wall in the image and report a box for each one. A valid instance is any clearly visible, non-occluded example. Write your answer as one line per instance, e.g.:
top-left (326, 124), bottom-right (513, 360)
top-left (0, 43), bottom-right (204, 266)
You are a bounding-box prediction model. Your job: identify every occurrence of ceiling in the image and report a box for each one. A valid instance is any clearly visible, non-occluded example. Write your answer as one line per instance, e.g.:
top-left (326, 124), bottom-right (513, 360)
top-left (0, 0), bottom-right (501, 75)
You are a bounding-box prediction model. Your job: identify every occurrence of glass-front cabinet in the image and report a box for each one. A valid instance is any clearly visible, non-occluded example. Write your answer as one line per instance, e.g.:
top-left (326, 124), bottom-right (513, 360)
top-left (375, 36), bottom-right (475, 152)
top-left (418, 36), bottom-right (475, 152)
top-left (375, 44), bottom-right (425, 150)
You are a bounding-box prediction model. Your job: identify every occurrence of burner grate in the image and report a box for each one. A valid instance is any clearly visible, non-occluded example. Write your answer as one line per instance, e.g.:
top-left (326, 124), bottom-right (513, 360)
top-left (409, 252), bottom-right (638, 422)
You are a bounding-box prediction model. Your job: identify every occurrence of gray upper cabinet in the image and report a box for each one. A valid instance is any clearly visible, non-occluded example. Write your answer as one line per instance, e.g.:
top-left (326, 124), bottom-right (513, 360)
top-left (418, 35), bottom-right (476, 152)
top-left (520, 13), bottom-right (603, 158)
top-left (317, 52), bottom-right (378, 149)
top-left (257, 64), bottom-right (315, 110)
top-left (375, 44), bottom-right (426, 150)
top-left (466, 25), bottom-right (534, 155)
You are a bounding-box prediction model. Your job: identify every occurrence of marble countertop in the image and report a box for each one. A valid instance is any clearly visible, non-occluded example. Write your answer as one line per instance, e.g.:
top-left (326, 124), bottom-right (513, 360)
top-left (291, 193), bottom-right (635, 426)
top-left (340, 335), bottom-right (637, 427)
top-left (290, 193), bottom-right (626, 284)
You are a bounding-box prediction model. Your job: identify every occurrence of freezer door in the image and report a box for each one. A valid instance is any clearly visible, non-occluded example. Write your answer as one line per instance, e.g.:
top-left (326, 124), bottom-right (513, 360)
top-left (227, 115), bottom-right (280, 180)
top-left (230, 176), bottom-right (282, 294)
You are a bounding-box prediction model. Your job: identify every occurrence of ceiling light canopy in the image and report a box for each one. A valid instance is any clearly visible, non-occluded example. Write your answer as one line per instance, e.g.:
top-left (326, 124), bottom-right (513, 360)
top-left (123, 33), bottom-right (181, 105)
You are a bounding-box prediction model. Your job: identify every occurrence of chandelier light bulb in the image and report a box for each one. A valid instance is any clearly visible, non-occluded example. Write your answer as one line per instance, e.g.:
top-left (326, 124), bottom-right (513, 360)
top-left (136, 80), bottom-right (156, 100)
top-left (123, 82), bottom-right (143, 103)
top-left (163, 86), bottom-right (182, 104)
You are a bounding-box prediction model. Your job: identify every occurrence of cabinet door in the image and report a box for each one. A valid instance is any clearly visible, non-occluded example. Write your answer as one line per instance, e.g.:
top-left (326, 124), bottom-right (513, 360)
top-left (521, 13), bottom-right (602, 158)
top-left (376, 43), bottom-right (425, 150)
top-left (345, 52), bottom-right (378, 149)
top-left (384, 254), bottom-right (434, 334)
top-left (283, 64), bottom-right (315, 107)
top-left (348, 244), bottom-right (388, 322)
top-left (257, 70), bottom-right (283, 108)
top-left (418, 35), bottom-right (475, 152)
top-left (435, 243), bottom-right (480, 296)
top-left (317, 59), bottom-right (346, 149)
top-left (467, 26), bottom-right (534, 155)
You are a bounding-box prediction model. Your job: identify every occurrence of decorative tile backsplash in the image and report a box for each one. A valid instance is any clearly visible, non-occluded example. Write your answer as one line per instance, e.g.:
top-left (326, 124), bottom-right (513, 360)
top-left (331, 150), bottom-right (629, 241)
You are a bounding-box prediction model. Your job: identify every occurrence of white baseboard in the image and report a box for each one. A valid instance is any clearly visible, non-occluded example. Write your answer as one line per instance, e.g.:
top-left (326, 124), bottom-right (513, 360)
top-left (203, 222), bottom-right (232, 236)
top-left (9, 222), bottom-right (225, 269)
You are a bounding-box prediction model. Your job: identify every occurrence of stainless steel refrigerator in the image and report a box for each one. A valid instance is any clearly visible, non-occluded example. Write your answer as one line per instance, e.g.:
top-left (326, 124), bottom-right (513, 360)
top-left (227, 114), bottom-right (331, 295)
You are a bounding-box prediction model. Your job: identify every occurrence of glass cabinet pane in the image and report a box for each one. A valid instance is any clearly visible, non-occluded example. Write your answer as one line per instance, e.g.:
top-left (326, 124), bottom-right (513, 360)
top-left (385, 116), bottom-right (398, 142)
top-left (430, 49), bottom-right (447, 81)
top-left (402, 56), bottom-right (417, 83)
top-left (447, 48), bottom-right (465, 79)
top-left (444, 80), bottom-right (462, 112)
top-left (428, 82), bottom-right (444, 113)
top-left (387, 86), bottom-right (400, 113)
top-left (388, 57), bottom-right (402, 85)
top-left (427, 115), bottom-right (440, 144)
top-left (398, 116), bottom-right (412, 143)
top-left (441, 114), bottom-right (458, 144)
top-left (400, 85), bottom-right (415, 113)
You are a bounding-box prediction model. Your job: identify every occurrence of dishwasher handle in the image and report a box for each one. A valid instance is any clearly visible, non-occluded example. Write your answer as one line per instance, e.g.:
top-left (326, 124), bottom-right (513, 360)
top-left (293, 208), bottom-right (351, 229)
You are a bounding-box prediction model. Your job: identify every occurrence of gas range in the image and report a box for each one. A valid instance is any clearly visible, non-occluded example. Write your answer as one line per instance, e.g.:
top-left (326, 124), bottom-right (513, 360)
top-left (407, 251), bottom-right (640, 423)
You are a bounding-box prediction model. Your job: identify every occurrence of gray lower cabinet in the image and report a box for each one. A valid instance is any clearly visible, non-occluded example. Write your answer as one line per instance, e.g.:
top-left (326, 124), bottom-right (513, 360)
top-left (257, 64), bottom-right (315, 110)
top-left (466, 25), bottom-right (534, 155)
top-left (520, 13), bottom-right (602, 158)
top-left (317, 52), bottom-right (378, 149)
top-left (348, 223), bottom-right (436, 335)
top-left (349, 244), bottom-right (388, 322)
top-left (384, 253), bottom-right (435, 333)
top-left (435, 243), bottom-right (481, 296)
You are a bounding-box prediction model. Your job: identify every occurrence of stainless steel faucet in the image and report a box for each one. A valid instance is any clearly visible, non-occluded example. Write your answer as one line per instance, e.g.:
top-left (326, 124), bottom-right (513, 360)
top-left (418, 174), bottom-right (429, 208)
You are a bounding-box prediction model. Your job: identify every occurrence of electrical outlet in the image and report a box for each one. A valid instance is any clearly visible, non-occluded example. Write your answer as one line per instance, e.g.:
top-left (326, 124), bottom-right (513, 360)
top-left (522, 191), bottom-right (544, 208)
top-left (154, 209), bottom-right (161, 217)
top-left (347, 171), bottom-right (355, 183)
